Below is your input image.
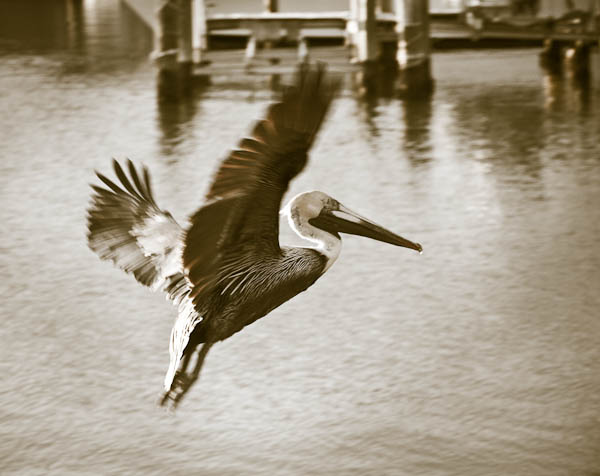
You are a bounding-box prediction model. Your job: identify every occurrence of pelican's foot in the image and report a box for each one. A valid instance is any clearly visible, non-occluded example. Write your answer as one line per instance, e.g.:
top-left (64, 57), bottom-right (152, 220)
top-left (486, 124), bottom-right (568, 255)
top-left (159, 371), bottom-right (194, 409)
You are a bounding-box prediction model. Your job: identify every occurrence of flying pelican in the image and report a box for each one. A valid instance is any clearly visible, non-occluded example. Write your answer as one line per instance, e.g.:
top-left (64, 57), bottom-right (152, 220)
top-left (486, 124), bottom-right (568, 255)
top-left (87, 65), bottom-right (422, 408)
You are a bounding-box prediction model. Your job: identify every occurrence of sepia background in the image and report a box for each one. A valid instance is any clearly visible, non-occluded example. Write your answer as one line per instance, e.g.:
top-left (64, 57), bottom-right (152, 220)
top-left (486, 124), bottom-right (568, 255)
top-left (1, 0), bottom-right (599, 475)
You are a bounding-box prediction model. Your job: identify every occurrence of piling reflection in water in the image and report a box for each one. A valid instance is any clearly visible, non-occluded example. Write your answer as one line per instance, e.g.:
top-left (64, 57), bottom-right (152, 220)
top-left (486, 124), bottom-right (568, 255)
top-left (156, 80), bottom-right (207, 158)
top-left (542, 66), bottom-right (595, 115)
top-left (1, 1), bottom-right (600, 475)
top-left (402, 97), bottom-right (433, 166)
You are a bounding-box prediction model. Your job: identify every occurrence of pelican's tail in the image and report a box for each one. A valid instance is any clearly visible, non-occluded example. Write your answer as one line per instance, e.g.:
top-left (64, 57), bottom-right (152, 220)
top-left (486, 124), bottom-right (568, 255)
top-left (164, 299), bottom-right (203, 391)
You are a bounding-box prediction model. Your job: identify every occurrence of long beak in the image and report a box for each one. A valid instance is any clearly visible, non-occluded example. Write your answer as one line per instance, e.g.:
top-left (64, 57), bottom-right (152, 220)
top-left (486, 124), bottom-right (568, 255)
top-left (310, 204), bottom-right (423, 253)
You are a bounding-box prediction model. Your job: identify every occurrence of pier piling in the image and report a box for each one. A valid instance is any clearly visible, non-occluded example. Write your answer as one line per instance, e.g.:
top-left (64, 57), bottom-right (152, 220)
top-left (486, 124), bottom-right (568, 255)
top-left (352, 0), bottom-right (378, 63)
top-left (565, 40), bottom-right (592, 79)
top-left (155, 0), bottom-right (194, 101)
top-left (192, 0), bottom-right (207, 63)
top-left (395, 0), bottom-right (434, 96)
top-left (539, 38), bottom-right (563, 72)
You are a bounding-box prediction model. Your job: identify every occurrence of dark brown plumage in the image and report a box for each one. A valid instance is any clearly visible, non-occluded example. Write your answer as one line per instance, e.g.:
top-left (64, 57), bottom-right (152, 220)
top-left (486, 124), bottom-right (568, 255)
top-left (184, 63), bottom-right (337, 304)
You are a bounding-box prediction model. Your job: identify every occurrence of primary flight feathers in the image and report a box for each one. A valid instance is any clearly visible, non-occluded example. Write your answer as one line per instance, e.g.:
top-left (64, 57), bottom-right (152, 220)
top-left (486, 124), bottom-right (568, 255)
top-left (88, 159), bottom-right (185, 298)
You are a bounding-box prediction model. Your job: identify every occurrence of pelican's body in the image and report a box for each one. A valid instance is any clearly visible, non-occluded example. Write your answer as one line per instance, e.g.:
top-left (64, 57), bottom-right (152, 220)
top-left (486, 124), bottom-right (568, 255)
top-left (188, 243), bottom-right (326, 343)
top-left (87, 66), bottom-right (421, 408)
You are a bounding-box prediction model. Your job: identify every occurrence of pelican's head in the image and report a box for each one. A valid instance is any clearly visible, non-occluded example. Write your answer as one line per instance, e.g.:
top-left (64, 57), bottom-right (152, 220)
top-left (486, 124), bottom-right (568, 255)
top-left (281, 191), bottom-right (422, 253)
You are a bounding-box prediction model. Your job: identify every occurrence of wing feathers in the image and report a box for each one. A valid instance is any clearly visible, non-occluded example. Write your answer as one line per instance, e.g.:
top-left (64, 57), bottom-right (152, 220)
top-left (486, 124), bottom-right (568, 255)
top-left (96, 171), bottom-right (128, 196)
top-left (87, 159), bottom-right (184, 296)
top-left (204, 64), bottom-right (338, 203)
top-left (127, 160), bottom-right (153, 204)
top-left (113, 159), bottom-right (141, 199)
top-left (183, 65), bottom-right (338, 307)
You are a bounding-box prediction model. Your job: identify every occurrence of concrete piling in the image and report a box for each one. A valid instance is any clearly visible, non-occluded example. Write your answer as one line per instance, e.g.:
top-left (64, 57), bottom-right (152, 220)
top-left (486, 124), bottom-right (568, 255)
top-left (565, 40), bottom-right (591, 78)
top-left (395, 0), bottom-right (434, 96)
top-left (155, 0), bottom-right (194, 101)
top-left (539, 38), bottom-right (562, 72)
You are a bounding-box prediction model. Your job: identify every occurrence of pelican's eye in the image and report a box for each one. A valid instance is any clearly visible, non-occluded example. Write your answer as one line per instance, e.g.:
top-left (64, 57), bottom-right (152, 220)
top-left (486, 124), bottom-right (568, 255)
top-left (324, 198), bottom-right (339, 212)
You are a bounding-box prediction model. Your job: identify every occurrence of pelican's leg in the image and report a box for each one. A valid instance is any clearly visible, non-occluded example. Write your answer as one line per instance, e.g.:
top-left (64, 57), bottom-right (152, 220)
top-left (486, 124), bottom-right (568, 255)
top-left (159, 346), bottom-right (195, 407)
top-left (177, 350), bottom-right (194, 378)
top-left (171, 342), bottom-right (213, 408)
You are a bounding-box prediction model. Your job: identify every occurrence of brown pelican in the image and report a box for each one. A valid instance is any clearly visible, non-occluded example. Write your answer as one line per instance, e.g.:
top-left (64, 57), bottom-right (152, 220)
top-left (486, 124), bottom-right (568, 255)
top-left (87, 65), bottom-right (422, 408)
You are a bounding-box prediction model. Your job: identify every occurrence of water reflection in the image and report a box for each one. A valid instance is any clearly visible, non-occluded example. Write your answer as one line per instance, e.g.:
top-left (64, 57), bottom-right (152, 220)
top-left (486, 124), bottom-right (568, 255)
top-left (0, 0), bottom-right (154, 76)
top-left (450, 86), bottom-right (547, 178)
top-left (0, 0), bottom-right (82, 52)
top-left (542, 67), bottom-right (593, 115)
top-left (402, 97), bottom-right (433, 166)
top-left (156, 81), bottom-right (208, 159)
top-left (352, 75), bottom-right (380, 138)
top-left (350, 67), bottom-right (412, 139)
top-left (65, 0), bottom-right (85, 51)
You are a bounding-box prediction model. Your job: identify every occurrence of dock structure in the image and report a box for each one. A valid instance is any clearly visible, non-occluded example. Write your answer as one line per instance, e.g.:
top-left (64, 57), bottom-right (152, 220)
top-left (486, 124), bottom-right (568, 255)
top-left (125, 0), bottom-right (434, 97)
top-left (123, 0), bottom-right (599, 98)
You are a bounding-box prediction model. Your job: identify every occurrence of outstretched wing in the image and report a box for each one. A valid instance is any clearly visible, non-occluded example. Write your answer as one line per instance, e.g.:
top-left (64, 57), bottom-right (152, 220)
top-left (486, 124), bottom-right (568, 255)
top-left (87, 159), bottom-right (202, 391)
top-left (87, 159), bottom-right (185, 296)
top-left (183, 64), bottom-right (339, 304)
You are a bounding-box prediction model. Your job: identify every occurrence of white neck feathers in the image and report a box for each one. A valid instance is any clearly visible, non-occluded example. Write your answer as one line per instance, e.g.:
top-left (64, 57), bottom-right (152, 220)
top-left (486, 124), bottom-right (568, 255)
top-left (282, 207), bottom-right (341, 273)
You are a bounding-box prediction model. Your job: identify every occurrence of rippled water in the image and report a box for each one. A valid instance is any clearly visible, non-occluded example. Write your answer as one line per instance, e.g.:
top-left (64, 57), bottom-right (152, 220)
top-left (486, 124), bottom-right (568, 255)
top-left (1, 1), bottom-right (599, 475)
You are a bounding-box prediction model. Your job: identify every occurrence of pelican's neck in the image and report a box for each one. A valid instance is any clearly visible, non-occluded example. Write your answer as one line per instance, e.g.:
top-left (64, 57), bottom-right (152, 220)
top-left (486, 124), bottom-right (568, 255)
top-left (285, 212), bottom-right (341, 273)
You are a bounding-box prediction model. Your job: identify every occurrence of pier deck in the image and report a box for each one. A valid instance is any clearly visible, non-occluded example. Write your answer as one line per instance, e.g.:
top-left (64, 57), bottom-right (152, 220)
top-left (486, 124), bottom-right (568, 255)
top-left (122, 0), bottom-right (599, 45)
top-left (122, 0), bottom-right (597, 94)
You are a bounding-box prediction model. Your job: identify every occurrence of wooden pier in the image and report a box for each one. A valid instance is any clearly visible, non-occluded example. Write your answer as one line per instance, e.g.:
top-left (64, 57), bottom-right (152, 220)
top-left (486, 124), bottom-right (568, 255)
top-left (123, 0), bottom-right (435, 98)
top-left (122, 0), bottom-right (599, 98)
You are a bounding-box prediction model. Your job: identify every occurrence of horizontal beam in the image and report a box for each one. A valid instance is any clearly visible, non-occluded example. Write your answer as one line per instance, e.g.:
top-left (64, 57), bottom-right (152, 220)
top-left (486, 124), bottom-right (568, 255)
top-left (206, 11), bottom-right (396, 32)
top-left (194, 45), bottom-right (361, 74)
top-left (207, 17), bottom-right (347, 31)
top-left (477, 30), bottom-right (599, 41)
top-left (208, 12), bottom-right (350, 20)
top-left (206, 11), bottom-right (397, 21)
top-left (430, 21), bottom-right (600, 41)
top-left (194, 63), bottom-right (362, 75)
